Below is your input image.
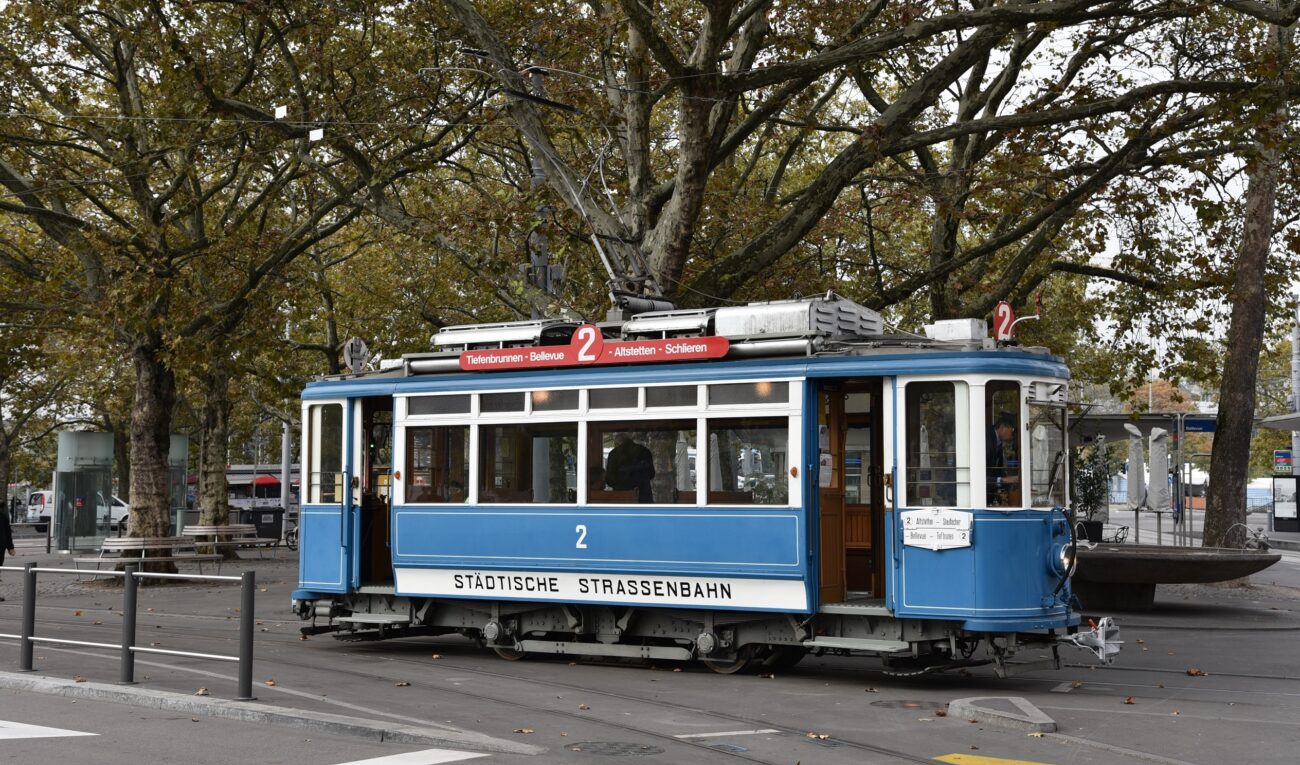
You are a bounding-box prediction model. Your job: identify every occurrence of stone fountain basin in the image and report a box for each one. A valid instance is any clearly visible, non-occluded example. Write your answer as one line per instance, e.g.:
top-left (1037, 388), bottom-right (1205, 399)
top-left (1075, 545), bottom-right (1281, 584)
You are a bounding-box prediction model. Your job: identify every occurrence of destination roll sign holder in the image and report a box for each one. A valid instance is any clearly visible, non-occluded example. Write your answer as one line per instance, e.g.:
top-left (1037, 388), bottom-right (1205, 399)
top-left (459, 324), bottom-right (729, 371)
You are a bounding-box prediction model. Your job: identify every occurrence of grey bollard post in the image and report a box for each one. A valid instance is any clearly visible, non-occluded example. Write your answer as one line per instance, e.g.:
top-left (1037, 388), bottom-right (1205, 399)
top-left (236, 570), bottom-right (256, 701)
top-left (19, 562), bottom-right (36, 671)
top-left (120, 564), bottom-right (139, 684)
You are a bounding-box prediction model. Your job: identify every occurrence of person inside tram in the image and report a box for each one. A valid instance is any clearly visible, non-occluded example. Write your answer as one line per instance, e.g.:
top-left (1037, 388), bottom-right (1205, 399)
top-left (987, 413), bottom-right (1020, 505)
top-left (588, 466), bottom-right (607, 495)
top-left (606, 433), bottom-right (655, 503)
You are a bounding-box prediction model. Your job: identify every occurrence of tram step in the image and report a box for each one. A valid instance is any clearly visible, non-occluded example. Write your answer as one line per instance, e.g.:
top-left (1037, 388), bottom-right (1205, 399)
top-left (336, 614), bottom-right (412, 626)
top-left (803, 637), bottom-right (910, 653)
top-left (517, 640), bottom-right (693, 661)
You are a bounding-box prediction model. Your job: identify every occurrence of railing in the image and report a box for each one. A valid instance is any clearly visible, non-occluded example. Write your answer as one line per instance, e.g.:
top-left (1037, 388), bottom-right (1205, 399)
top-left (0, 562), bottom-right (256, 700)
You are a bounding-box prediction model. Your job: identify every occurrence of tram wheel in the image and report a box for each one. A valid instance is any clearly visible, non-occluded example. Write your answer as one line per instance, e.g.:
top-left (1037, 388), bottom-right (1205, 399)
top-left (701, 646), bottom-right (756, 674)
top-left (491, 645), bottom-right (528, 661)
top-left (763, 646), bottom-right (807, 670)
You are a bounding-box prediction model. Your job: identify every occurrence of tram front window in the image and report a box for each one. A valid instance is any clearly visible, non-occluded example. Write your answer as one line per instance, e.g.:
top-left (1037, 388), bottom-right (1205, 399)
top-left (985, 381), bottom-right (1021, 507)
top-left (708, 417), bottom-right (788, 505)
top-left (905, 382), bottom-right (968, 507)
top-left (589, 421), bottom-right (695, 504)
top-left (1029, 403), bottom-right (1067, 507)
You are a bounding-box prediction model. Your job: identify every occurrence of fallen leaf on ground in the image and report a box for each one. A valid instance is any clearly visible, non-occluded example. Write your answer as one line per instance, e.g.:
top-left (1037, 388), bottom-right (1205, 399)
top-left (195, 688), bottom-right (209, 696)
top-left (1136, 639), bottom-right (1145, 644)
top-left (759, 673), bottom-right (775, 679)
top-left (1186, 668), bottom-right (1206, 676)
top-left (74, 677), bottom-right (86, 683)
top-left (805, 732), bottom-right (829, 740)
top-left (577, 704), bottom-right (589, 710)
top-left (1071, 680), bottom-right (1083, 688)
top-left (514, 728), bottom-right (534, 734)
top-left (299, 635), bottom-right (309, 641)
top-left (265, 679), bottom-right (277, 687)
top-left (93, 620), bottom-right (102, 625)
top-left (1123, 696), bottom-right (1136, 704)
top-left (191, 717), bottom-right (200, 722)
top-left (395, 681), bottom-right (410, 687)
top-left (74, 611), bottom-right (82, 616)
top-left (1028, 732), bottom-right (1044, 738)
top-left (864, 687), bottom-right (878, 693)
top-left (934, 709), bottom-right (947, 717)
top-left (430, 654), bottom-right (441, 660)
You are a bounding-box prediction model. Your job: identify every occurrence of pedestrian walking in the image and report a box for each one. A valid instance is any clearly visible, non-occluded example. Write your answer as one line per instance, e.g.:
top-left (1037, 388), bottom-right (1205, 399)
top-left (0, 507), bottom-right (14, 601)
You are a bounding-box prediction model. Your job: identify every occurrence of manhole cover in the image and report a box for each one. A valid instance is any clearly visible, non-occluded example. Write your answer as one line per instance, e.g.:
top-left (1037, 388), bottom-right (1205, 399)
top-left (870, 699), bottom-right (942, 710)
top-left (566, 742), bottom-right (665, 756)
top-left (709, 743), bottom-right (749, 753)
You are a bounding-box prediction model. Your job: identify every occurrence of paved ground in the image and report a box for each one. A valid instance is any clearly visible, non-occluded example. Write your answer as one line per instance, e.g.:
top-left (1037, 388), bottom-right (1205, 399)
top-left (3, 528), bottom-right (1300, 765)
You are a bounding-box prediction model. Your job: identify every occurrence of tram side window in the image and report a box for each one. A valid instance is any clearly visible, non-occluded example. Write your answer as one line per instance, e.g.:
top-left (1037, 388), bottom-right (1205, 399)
top-left (308, 403), bottom-right (344, 504)
top-left (986, 381), bottom-right (1022, 507)
top-left (707, 417), bottom-right (789, 505)
top-left (588, 420), bottom-right (695, 504)
top-left (479, 423), bottom-right (577, 503)
top-left (905, 382), bottom-right (966, 507)
top-left (1029, 403), bottom-right (1067, 507)
top-left (406, 426), bottom-right (469, 503)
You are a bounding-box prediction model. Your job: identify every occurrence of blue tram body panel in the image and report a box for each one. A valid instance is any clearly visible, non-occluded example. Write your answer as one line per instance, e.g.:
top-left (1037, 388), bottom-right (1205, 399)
top-left (891, 508), bottom-right (1076, 631)
top-left (298, 505), bottom-right (347, 592)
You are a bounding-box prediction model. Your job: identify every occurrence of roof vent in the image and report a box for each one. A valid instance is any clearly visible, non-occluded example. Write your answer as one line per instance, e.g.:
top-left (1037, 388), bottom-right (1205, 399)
top-left (432, 319), bottom-right (578, 350)
top-left (923, 319), bottom-right (988, 343)
top-left (621, 308), bottom-right (716, 338)
top-left (714, 293), bottom-right (883, 340)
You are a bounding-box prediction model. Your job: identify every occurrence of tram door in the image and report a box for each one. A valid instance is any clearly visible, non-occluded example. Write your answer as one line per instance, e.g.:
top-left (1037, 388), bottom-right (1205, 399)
top-left (356, 397), bottom-right (394, 586)
top-left (817, 385), bottom-right (846, 603)
top-left (817, 381), bottom-right (884, 604)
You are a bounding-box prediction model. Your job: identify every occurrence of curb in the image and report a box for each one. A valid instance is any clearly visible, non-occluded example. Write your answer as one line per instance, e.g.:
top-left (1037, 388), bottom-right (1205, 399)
top-left (0, 672), bottom-right (542, 755)
top-left (1269, 538), bottom-right (1300, 552)
top-left (948, 696), bottom-right (1057, 733)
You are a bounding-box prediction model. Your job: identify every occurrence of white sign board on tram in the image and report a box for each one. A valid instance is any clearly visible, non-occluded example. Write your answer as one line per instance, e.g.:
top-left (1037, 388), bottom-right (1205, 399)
top-left (901, 509), bottom-right (973, 551)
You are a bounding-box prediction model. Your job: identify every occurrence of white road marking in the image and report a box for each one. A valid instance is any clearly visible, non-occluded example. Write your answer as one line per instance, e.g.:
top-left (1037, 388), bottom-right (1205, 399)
top-left (674, 729), bottom-right (780, 739)
top-left (332, 748), bottom-right (487, 765)
top-left (0, 720), bottom-right (97, 740)
top-left (1049, 681), bottom-right (1077, 693)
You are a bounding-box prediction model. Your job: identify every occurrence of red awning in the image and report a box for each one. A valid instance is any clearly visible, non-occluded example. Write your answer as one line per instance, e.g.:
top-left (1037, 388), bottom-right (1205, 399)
top-left (251, 475), bottom-right (281, 485)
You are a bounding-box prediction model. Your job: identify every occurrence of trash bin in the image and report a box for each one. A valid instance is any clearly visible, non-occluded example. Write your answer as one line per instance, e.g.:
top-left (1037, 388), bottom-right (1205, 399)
top-left (238, 506), bottom-right (285, 541)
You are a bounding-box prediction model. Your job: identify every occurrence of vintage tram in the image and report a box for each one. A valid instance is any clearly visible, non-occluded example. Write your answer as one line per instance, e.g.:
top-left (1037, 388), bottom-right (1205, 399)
top-left (291, 294), bottom-right (1112, 676)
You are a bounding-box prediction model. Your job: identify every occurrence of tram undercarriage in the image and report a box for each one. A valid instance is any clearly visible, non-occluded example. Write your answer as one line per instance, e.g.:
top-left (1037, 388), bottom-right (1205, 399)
top-left (294, 592), bottom-right (1072, 677)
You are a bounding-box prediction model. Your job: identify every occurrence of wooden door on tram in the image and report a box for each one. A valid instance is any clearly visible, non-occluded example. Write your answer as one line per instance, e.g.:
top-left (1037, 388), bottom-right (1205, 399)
top-left (818, 386), bottom-right (846, 604)
top-left (843, 381), bottom-right (884, 595)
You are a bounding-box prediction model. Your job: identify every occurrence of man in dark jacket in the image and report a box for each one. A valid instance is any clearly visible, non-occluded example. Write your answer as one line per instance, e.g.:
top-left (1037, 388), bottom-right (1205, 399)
top-left (0, 506), bottom-right (14, 600)
top-left (606, 433), bottom-right (656, 503)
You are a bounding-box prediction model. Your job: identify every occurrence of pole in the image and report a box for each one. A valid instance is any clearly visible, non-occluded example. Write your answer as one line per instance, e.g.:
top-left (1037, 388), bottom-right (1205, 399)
top-left (19, 562), bottom-right (36, 671)
top-left (236, 570), bottom-right (256, 700)
top-left (280, 416), bottom-right (292, 539)
top-left (120, 564), bottom-right (138, 684)
top-left (1291, 301), bottom-right (1299, 460)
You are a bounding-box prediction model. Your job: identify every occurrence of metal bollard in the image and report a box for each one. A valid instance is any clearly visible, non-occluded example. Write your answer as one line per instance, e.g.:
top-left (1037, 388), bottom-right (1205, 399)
top-left (236, 570), bottom-right (256, 701)
top-left (19, 562), bottom-right (36, 671)
top-left (120, 564), bottom-right (139, 684)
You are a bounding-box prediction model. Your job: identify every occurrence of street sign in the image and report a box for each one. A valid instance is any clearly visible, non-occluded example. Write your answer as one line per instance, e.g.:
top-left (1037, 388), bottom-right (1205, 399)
top-left (1274, 449), bottom-right (1293, 475)
top-left (342, 337), bottom-right (369, 373)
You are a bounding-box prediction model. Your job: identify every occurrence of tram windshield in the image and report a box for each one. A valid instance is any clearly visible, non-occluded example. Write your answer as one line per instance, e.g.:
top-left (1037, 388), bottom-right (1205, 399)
top-left (1029, 403), bottom-right (1067, 507)
top-left (904, 381), bottom-right (969, 507)
top-left (985, 381), bottom-right (1021, 507)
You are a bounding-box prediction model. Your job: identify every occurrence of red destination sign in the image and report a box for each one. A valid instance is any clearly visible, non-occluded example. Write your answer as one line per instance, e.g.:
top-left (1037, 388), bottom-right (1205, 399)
top-left (459, 324), bottom-right (729, 371)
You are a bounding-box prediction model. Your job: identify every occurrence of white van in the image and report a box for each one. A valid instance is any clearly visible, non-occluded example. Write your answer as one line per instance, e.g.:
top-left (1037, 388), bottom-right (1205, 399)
top-left (25, 490), bottom-right (130, 528)
top-left (25, 490), bottom-right (53, 524)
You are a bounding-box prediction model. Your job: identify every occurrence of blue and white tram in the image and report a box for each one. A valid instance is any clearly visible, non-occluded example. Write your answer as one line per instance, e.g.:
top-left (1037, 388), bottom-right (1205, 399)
top-left (291, 295), bottom-right (1105, 675)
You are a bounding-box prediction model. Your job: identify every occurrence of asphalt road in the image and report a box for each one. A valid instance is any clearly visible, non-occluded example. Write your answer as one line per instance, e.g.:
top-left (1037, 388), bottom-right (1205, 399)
top-left (3, 541), bottom-right (1299, 765)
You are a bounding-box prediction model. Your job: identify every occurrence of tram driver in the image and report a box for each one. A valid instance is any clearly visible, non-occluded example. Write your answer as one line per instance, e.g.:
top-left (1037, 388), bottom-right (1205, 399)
top-left (987, 413), bottom-right (1020, 506)
top-left (606, 433), bottom-right (655, 503)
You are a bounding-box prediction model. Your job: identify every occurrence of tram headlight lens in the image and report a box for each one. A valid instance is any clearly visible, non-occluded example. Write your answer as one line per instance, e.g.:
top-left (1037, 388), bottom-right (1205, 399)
top-left (1051, 543), bottom-right (1076, 577)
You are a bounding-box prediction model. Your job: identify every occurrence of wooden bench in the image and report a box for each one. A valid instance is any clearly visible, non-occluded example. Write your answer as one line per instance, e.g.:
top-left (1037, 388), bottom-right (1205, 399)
top-left (182, 524), bottom-right (280, 558)
top-left (75, 537), bottom-right (223, 577)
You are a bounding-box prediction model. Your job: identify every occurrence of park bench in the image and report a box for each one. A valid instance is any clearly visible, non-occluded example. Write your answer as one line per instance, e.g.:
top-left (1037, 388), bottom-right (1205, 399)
top-left (182, 524), bottom-right (280, 558)
top-left (75, 537), bottom-right (223, 578)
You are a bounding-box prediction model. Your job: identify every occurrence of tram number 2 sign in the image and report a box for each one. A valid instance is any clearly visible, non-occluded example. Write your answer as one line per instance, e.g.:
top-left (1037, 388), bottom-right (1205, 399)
top-left (993, 301), bottom-right (1015, 342)
top-left (901, 509), bottom-right (973, 551)
top-left (460, 324), bottom-right (730, 371)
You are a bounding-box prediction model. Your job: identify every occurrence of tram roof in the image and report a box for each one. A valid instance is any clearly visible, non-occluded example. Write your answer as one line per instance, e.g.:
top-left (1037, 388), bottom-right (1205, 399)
top-left (302, 347), bottom-right (1068, 400)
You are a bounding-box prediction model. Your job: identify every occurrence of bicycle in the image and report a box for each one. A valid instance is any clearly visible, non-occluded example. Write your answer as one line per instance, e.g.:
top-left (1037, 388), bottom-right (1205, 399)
top-left (284, 518), bottom-right (299, 551)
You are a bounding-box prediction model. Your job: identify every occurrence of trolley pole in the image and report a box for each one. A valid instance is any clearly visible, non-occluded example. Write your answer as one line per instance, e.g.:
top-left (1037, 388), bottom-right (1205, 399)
top-left (236, 570), bottom-right (256, 701)
top-left (19, 561), bottom-right (36, 672)
top-left (119, 564), bottom-right (139, 684)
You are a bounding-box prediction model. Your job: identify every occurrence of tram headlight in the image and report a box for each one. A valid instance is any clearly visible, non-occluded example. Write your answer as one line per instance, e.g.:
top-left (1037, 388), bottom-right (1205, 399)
top-left (1050, 542), bottom-right (1077, 577)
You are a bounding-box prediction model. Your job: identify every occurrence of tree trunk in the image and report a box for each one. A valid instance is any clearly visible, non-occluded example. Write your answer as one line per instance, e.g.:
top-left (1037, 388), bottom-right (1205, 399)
top-left (196, 364), bottom-right (240, 559)
top-left (126, 332), bottom-right (178, 556)
top-left (1203, 21), bottom-right (1287, 548)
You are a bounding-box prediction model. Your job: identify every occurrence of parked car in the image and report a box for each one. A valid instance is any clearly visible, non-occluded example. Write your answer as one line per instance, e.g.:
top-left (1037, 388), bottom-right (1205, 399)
top-left (25, 490), bottom-right (53, 525)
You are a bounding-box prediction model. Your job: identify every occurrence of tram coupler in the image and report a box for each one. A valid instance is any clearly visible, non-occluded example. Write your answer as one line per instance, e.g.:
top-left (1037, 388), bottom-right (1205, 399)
top-left (1057, 616), bottom-right (1121, 664)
